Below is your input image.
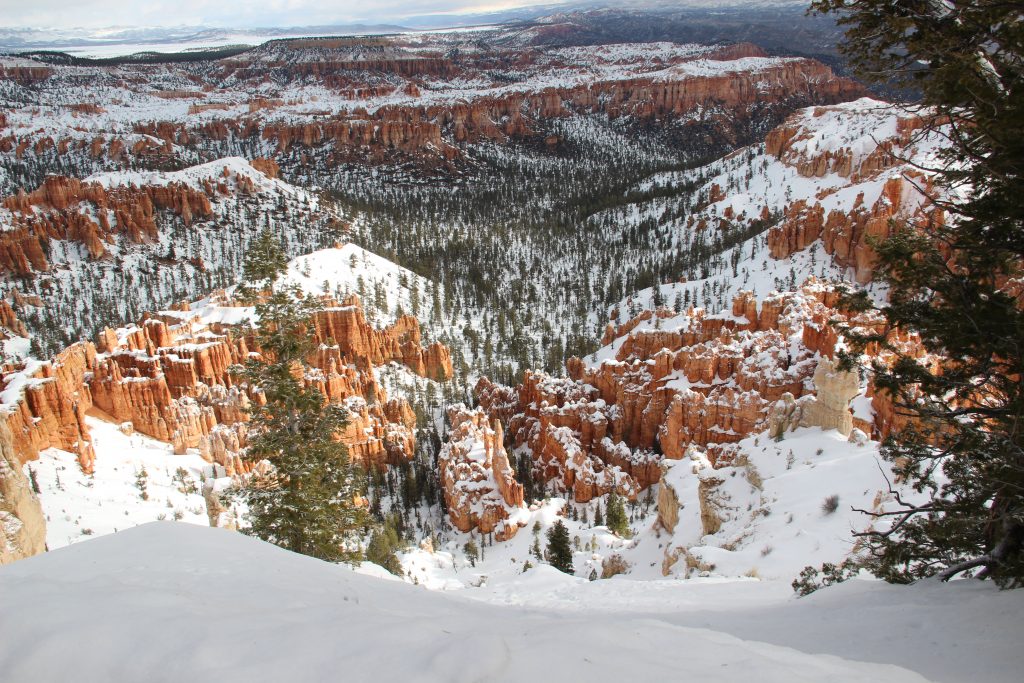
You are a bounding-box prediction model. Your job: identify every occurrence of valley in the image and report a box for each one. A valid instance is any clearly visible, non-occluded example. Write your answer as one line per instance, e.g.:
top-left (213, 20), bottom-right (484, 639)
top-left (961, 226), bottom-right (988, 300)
top-left (1, 4), bottom-right (1022, 682)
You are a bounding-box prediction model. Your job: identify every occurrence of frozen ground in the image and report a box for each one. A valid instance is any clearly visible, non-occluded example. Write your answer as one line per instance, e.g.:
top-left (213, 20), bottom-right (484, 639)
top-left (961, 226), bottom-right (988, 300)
top-left (5, 522), bottom-right (1012, 683)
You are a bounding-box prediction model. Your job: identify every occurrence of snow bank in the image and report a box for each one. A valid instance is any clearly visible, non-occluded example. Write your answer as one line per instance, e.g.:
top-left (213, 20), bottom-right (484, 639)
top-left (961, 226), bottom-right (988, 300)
top-left (0, 522), bottom-right (934, 683)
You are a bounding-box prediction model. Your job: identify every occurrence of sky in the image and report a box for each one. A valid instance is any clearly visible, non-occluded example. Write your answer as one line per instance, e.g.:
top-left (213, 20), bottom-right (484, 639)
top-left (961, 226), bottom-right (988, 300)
top-left (0, 0), bottom-right (568, 30)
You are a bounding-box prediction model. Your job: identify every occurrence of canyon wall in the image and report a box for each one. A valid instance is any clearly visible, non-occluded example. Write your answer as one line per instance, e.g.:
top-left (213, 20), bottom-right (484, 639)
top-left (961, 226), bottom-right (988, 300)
top-left (468, 279), bottom-right (903, 530)
top-left (0, 170), bottom-right (225, 276)
top-left (2, 289), bottom-right (452, 479)
top-left (439, 406), bottom-right (525, 541)
top-left (0, 43), bottom-right (866, 177)
top-left (763, 104), bottom-right (944, 284)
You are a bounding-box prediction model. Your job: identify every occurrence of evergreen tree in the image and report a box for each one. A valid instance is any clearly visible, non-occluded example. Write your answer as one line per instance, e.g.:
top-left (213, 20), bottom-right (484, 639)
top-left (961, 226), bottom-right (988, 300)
top-left (366, 528), bottom-right (404, 577)
top-left (464, 538), bottom-right (480, 567)
top-left (606, 489), bottom-right (629, 537)
top-left (545, 520), bottom-right (574, 574)
top-left (236, 284), bottom-right (368, 563)
top-left (813, 0), bottom-right (1024, 585)
top-left (239, 229), bottom-right (289, 300)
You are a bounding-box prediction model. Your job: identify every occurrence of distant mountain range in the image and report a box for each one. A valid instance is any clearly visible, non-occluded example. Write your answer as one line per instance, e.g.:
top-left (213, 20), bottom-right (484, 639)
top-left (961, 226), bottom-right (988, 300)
top-left (0, 1), bottom-right (813, 57)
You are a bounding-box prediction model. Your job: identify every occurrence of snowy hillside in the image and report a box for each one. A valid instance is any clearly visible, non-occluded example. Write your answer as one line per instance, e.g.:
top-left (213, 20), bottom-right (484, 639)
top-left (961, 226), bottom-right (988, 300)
top-left (0, 157), bottom-right (344, 355)
top-left (5, 521), bottom-right (1013, 683)
top-left (592, 97), bottom-right (944, 327)
top-left (398, 426), bottom-right (911, 584)
top-left (25, 417), bottom-right (215, 549)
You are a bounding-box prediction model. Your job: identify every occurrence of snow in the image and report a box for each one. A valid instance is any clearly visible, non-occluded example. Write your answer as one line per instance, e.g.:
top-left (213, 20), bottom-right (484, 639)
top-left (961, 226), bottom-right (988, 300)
top-left (24, 416), bottom-right (221, 549)
top-left (0, 521), bottom-right (979, 683)
top-left (85, 156), bottom-right (296, 197)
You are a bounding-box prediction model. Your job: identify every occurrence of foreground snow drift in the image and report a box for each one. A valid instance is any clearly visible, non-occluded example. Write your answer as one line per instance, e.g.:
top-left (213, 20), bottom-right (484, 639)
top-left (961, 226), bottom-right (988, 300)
top-left (0, 523), bottom-right (932, 683)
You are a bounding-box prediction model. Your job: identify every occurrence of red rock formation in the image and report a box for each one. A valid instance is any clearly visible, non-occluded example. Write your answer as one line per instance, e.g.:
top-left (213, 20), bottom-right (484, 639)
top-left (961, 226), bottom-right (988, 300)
top-left (439, 406), bottom-right (525, 540)
top-left (2, 287), bottom-right (452, 476)
top-left (0, 175), bottom-right (215, 275)
top-left (0, 299), bottom-right (28, 338)
top-left (249, 157), bottom-right (280, 179)
top-left (0, 65), bottom-right (53, 85)
top-left (766, 106), bottom-right (927, 181)
top-left (312, 299), bottom-right (453, 380)
top-left (477, 280), bottom-right (890, 497)
top-left (477, 372), bottom-right (642, 502)
top-left (762, 103), bottom-right (945, 284)
top-left (2, 343), bottom-right (96, 471)
top-left (767, 174), bottom-right (944, 283)
top-left (66, 52), bottom-right (865, 171)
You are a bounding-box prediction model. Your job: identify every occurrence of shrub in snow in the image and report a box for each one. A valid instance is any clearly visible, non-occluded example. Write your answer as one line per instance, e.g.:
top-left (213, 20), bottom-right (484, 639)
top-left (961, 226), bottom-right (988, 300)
top-left (546, 520), bottom-right (574, 574)
top-left (606, 490), bottom-right (630, 537)
top-left (601, 553), bottom-right (630, 579)
top-left (792, 561), bottom-right (858, 597)
top-left (821, 494), bottom-right (840, 515)
top-left (463, 539), bottom-right (480, 568)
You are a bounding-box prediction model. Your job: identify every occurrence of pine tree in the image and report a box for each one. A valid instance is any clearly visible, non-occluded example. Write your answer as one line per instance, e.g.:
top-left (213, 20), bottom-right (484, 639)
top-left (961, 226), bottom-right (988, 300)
top-left (545, 519), bottom-right (574, 574)
top-left (813, 0), bottom-right (1024, 586)
top-left (236, 284), bottom-right (368, 563)
top-left (366, 529), bottom-right (404, 577)
top-left (238, 229), bottom-right (289, 302)
top-left (606, 489), bottom-right (629, 537)
top-left (463, 538), bottom-right (480, 567)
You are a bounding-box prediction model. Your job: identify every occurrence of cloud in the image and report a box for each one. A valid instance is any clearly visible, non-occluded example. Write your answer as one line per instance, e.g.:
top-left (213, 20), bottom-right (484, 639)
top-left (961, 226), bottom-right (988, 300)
top-left (0, 0), bottom-right (565, 29)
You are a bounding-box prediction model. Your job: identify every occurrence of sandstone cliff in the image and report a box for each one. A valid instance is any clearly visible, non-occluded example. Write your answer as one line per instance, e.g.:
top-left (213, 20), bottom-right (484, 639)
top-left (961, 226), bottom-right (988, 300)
top-left (0, 419), bottom-right (46, 565)
top-left (1, 286), bottom-right (452, 483)
top-left (0, 171), bottom-right (217, 276)
top-left (762, 101), bottom-right (945, 284)
top-left (0, 42), bottom-right (865, 181)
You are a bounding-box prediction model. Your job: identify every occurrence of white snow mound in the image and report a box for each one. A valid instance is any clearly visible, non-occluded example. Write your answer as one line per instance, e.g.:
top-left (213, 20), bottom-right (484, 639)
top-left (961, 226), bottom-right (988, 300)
top-left (0, 522), bottom-right (933, 683)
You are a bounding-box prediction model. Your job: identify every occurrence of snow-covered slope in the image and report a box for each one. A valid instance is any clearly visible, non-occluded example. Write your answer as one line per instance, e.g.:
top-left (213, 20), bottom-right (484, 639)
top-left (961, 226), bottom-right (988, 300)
top-left (399, 426), bottom-right (908, 583)
top-left (0, 521), bottom-right (971, 682)
top-left (0, 157), bottom-right (345, 356)
top-left (593, 97), bottom-right (944, 326)
top-left (12, 241), bottom-right (454, 553)
top-left (25, 417), bottom-right (213, 549)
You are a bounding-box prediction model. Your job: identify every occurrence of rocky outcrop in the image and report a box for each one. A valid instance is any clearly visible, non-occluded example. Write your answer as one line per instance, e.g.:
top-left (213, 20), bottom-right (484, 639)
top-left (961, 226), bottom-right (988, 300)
top-left (767, 174), bottom-right (944, 284)
top-left (765, 104), bottom-right (926, 181)
top-left (0, 299), bottom-right (28, 338)
top-left (0, 173), bottom-right (220, 276)
top-left (2, 342), bottom-right (96, 471)
top-left (477, 373), bottom-right (643, 503)
top-left (799, 358), bottom-right (861, 436)
top-left (656, 460), bottom-right (683, 535)
top-left (762, 102), bottom-right (945, 284)
top-left (0, 64), bottom-right (53, 85)
top-left (313, 299), bottom-right (453, 380)
top-left (0, 419), bottom-right (46, 565)
top-left (475, 279), bottom-right (898, 504)
top-left (439, 406), bottom-right (525, 540)
top-left (1, 285), bottom-right (451, 480)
